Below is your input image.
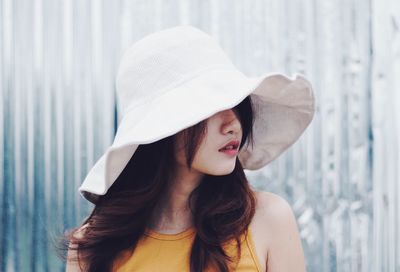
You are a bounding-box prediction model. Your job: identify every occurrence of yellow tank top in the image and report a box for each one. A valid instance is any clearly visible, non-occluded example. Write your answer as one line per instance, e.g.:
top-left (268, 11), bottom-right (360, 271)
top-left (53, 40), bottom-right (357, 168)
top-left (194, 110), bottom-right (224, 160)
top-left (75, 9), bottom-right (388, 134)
top-left (112, 227), bottom-right (263, 271)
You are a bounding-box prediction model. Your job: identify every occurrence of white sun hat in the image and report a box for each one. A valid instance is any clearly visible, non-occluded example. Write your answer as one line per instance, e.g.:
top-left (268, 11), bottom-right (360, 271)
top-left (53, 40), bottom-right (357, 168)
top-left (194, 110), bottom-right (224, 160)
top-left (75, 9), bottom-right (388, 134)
top-left (78, 25), bottom-right (315, 204)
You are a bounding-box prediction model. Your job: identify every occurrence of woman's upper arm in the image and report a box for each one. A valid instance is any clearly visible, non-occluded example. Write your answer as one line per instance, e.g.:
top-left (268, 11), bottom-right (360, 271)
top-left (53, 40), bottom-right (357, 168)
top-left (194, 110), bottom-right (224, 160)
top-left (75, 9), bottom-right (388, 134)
top-left (260, 192), bottom-right (306, 272)
top-left (66, 247), bottom-right (83, 272)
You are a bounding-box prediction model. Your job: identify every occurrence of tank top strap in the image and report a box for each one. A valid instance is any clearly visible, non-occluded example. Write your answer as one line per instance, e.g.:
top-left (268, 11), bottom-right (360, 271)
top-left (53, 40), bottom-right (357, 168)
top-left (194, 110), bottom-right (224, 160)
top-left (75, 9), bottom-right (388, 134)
top-left (245, 227), bottom-right (263, 272)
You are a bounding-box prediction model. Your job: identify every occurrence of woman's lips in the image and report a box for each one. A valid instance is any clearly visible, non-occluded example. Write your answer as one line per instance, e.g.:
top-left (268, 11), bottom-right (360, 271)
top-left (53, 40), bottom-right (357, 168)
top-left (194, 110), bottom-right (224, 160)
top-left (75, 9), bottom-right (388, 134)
top-left (219, 139), bottom-right (240, 151)
top-left (218, 139), bottom-right (240, 156)
top-left (219, 148), bottom-right (239, 156)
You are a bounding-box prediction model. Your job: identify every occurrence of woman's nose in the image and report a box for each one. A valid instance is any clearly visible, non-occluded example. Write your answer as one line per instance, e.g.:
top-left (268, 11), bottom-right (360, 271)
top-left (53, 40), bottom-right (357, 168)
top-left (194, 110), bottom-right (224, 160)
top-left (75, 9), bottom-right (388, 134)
top-left (221, 112), bottom-right (241, 135)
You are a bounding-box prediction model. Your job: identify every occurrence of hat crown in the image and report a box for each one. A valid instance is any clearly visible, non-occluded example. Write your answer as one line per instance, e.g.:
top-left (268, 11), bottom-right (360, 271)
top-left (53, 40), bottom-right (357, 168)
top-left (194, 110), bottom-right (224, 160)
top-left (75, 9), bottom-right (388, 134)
top-left (115, 26), bottom-right (237, 115)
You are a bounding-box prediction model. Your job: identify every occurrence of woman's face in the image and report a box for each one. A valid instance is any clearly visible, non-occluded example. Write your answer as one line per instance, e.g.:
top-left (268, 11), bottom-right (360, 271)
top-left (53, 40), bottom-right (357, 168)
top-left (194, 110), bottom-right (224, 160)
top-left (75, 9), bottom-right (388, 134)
top-left (174, 108), bottom-right (243, 175)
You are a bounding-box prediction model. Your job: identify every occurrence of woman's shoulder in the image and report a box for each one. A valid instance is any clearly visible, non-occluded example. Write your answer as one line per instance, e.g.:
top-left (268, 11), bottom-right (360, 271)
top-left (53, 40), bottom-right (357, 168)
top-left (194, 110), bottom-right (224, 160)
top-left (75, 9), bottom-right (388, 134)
top-left (65, 223), bottom-right (90, 272)
top-left (253, 190), bottom-right (293, 216)
top-left (250, 191), bottom-right (293, 268)
top-left (73, 223), bottom-right (90, 238)
top-left (252, 189), bottom-right (299, 242)
top-left (252, 190), bottom-right (306, 272)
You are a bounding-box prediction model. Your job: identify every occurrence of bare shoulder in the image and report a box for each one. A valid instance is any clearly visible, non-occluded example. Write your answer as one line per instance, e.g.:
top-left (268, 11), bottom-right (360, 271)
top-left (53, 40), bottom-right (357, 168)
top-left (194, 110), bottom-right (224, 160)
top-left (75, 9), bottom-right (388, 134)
top-left (254, 190), bottom-right (294, 218)
top-left (73, 223), bottom-right (90, 239)
top-left (66, 224), bottom-right (90, 272)
top-left (253, 190), bottom-right (306, 272)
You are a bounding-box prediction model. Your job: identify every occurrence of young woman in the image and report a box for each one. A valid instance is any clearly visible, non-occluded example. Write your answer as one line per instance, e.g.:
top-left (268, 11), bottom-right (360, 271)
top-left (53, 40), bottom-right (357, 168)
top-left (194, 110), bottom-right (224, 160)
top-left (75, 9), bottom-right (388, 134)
top-left (59, 25), bottom-right (315, 272)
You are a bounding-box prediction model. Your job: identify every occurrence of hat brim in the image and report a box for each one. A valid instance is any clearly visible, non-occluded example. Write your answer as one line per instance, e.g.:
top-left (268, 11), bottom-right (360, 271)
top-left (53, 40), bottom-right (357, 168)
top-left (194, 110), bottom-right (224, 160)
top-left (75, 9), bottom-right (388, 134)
top-left (79, 68), bottom-right (315, 203)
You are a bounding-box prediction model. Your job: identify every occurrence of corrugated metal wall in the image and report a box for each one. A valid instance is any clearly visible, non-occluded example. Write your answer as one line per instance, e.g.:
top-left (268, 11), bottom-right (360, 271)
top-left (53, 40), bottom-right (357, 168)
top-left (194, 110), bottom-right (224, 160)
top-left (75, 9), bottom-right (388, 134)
top-left (1, 0), bottom-right (399, 271)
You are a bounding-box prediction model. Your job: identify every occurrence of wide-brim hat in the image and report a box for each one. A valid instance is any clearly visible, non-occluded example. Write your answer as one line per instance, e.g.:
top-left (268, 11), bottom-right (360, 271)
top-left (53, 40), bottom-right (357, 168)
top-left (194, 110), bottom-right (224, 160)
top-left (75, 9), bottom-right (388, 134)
top-left (79, 25), bottom-right (315, 204)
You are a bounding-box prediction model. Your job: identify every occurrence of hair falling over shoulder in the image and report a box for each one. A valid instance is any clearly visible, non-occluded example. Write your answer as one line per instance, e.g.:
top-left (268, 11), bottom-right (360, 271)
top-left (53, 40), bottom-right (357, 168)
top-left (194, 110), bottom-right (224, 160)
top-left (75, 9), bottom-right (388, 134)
top-left (54, 96), bottom-right (257, 272)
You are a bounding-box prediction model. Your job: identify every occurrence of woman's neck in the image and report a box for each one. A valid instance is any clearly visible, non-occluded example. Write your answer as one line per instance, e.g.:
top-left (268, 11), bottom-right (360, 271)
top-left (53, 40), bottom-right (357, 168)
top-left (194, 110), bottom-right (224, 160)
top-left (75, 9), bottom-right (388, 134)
top-left (147, 166), bottom-right (203, 231)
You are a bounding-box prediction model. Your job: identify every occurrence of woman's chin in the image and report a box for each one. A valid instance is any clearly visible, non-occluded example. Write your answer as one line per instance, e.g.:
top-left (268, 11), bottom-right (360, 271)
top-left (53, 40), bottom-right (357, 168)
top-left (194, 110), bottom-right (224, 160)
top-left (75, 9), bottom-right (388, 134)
top-left (204, 165), bottom-right (236, 176)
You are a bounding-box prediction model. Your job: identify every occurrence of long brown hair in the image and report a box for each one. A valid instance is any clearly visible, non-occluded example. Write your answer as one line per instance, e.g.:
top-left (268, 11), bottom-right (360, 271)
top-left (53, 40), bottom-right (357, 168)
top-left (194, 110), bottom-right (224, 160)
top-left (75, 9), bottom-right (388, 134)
top-left (56, 96), bottom-right (257, 272)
